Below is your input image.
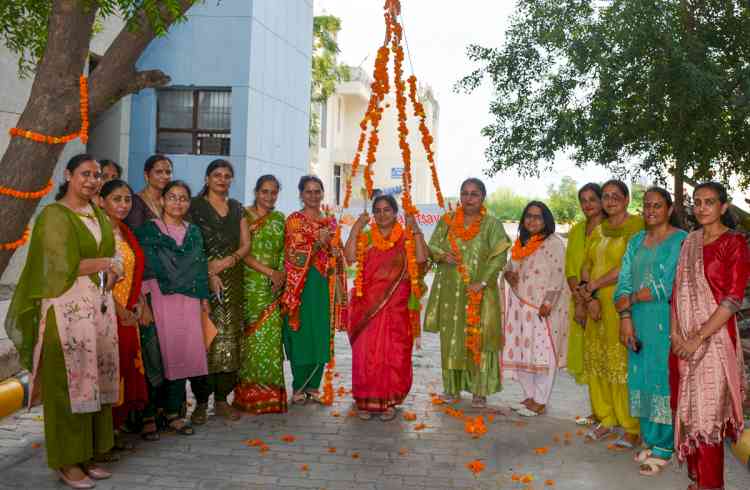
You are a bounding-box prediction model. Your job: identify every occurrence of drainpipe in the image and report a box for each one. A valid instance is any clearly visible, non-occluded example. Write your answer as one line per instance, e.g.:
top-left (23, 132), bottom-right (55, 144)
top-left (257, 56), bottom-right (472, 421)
top-left (0, 372), bottom-right (29, 420)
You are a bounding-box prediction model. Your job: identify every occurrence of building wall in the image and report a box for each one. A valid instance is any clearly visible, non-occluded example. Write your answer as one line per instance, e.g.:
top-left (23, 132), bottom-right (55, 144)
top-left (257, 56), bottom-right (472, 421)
top-left (128, 0), bottom-right (313, 212)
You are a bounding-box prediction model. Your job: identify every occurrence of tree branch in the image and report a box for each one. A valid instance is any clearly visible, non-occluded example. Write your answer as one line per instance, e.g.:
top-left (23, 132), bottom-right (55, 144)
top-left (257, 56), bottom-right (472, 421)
top-left (88, 0), bottom-right (197, 119)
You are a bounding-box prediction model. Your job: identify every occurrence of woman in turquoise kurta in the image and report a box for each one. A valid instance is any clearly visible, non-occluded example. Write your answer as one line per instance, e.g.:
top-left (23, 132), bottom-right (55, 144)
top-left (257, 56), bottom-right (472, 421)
top-left (6, 155), bottom-right (122, 488)
top-left (614, 187), bottom-right (686, 475)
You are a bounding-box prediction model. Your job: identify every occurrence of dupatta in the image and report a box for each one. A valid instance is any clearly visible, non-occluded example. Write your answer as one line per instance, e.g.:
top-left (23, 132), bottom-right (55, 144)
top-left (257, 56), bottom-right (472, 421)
top-left (118, 221), bottom-right (145, 310)
top-left (673, 230), bottom-right (746, 457)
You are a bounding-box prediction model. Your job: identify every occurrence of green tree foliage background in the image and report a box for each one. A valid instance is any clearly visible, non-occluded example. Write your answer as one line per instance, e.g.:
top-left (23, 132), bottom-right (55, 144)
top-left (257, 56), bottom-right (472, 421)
top-left (310, 14), bottom-right (349, 145)
top-left (456, 0), bottom-right (750, 205)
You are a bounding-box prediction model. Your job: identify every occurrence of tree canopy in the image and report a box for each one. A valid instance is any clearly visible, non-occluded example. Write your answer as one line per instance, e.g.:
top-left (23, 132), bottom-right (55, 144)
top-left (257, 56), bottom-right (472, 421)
top-left (457, 0), bottom-right (750, 206)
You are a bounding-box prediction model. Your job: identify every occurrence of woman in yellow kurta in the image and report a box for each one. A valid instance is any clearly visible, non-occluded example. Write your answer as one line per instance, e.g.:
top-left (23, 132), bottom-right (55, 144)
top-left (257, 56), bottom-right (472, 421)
top-left (565, 184), bottom-right (605, 427)
top-left (580, 180), bottom-right (643, 448)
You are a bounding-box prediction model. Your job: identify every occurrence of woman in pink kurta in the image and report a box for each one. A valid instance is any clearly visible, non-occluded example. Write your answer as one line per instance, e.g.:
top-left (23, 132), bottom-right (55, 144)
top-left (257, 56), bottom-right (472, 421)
top-left (503, 201), bottom-right (569, 417)
top-left (136, 181), bottom-right (210, 437)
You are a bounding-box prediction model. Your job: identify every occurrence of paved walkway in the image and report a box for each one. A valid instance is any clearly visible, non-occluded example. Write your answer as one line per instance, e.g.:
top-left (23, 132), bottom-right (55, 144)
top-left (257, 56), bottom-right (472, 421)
top-left (1, 331), bottom-right (749, 490)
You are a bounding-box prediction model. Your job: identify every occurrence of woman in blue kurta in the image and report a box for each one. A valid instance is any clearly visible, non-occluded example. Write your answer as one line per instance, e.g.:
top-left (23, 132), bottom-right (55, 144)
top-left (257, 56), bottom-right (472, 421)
top-left (614, 187), bottom-right (686, 475)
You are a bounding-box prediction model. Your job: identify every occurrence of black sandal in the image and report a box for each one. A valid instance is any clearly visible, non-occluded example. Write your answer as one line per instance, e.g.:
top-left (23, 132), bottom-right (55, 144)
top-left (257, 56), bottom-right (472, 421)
top-left (140, 417), bottom-right (160, 442)
top-left (166, 415), bottom-right (194, 436)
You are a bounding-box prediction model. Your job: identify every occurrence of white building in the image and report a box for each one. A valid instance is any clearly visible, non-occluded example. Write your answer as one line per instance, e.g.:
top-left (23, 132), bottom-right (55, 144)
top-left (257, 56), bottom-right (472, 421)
top-left (310, 66), bottom-right (440, 208)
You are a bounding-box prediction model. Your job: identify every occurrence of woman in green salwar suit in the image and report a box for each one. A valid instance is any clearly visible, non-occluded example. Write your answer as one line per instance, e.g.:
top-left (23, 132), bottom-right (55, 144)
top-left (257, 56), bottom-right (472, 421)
top-left (424, 178), bottom-right (511, 408)
top-left (6, 155), bottom-right (123, 488)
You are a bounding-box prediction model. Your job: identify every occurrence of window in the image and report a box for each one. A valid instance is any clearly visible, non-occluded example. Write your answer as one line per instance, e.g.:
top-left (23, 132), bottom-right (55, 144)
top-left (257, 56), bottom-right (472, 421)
top-left (334, 165), bottom-right (342, 205)
top-left (320, 99), bottom-right (328, 149)
top-left (157, 88), bottom-right (231, 155)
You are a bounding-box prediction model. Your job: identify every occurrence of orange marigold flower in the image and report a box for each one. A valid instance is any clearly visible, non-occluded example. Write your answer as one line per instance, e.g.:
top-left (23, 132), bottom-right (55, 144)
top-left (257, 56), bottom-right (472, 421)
top-left (465, 459), bottom-right (485, 476)
top-left (520, 474), bottom-right (534, 483)
top-left (331, 411), bottom-right (341, 417)
top-left (399, 448), bottom-right (408, 456)
top-left (413, 423), bottom-right (428, 431)
top-left (533, 447), bottom-right (549, 455)
top-left (280, 434), bottom-right (296, 443)
top-left (511, 474), bottom-right (521, 481)
top-left (403, 411), bottom-right (417, 421)
top-left (300, 464), bottom-right (309, 472)
top-left (351, 452), bottom-right (360, 459)
top-left (545, 480), bottom-right (556, 486)
top-left (245, 438), bottom-right (264, 447)
top-left (31, 443), bottom-right (41, 449)
top-left (328, 447), bottom-right (337, 453)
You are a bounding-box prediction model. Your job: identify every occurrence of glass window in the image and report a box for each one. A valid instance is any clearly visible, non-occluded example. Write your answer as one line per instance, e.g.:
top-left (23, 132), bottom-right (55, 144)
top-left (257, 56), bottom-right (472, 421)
top-left (157, 88), bottom-right (231, 155)
top-left (334, 164), bottom-right (341, 205)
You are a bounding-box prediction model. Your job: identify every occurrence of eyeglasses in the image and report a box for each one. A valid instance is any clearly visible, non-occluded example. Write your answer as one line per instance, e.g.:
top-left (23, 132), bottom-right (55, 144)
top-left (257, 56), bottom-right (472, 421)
top-left (165, 194), bottom-right (190, 203)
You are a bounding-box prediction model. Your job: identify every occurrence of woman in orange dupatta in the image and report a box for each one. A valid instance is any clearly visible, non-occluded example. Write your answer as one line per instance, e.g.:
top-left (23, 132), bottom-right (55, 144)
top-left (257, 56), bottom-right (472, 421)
top-left (671, 182), bottom-right (750, 490)
top-left (344, 195), bottom-right (428, 421)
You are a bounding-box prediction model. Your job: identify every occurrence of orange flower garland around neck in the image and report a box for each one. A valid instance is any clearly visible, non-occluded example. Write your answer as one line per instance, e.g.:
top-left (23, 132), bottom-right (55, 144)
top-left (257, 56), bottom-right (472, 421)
top-left (353, 221), bottom-right (404, 298)
top-left (443, 207), bottom-right (486, 366)
top-left (511, 234), bottom-right (545, 261)
top-left (447, 205), bottom-right (486, 242)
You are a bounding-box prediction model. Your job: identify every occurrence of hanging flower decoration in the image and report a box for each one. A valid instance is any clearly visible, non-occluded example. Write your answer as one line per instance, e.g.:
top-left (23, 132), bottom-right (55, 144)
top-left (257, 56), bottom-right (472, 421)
top-left (0, 227), bottom-right (31, 251)
top-left (371, 220), bottom-right (404, 250)
top-left (354, 231), bottom-right (369, 297)
top-left (407, 75), bottom-right (444, 208)
top-left (9, 76), bottom-right (89, 145)
top-left (0, 179), bottom-right (54, 200)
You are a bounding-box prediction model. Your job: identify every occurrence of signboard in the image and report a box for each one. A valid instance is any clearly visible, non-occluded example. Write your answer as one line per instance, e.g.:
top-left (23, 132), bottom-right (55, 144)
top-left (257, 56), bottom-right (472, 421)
top-left (333, 203), bottom-right (444, 244)
top-left (391, 167), bottom-right (404, 179)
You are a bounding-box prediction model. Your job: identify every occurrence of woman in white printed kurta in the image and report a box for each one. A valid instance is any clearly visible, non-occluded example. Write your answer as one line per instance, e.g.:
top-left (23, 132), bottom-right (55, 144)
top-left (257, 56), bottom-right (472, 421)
top-left (502, 201), bottom-right (569, 416)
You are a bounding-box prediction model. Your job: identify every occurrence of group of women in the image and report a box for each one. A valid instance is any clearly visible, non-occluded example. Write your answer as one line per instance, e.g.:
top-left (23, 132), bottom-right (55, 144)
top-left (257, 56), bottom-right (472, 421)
top-left (4, 152), bottom-right (747, 490)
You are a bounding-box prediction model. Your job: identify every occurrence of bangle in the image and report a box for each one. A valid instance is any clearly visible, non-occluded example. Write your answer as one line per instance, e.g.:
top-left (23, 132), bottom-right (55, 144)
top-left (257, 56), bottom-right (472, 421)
top-left (619, 310), bottom-right (632, 320)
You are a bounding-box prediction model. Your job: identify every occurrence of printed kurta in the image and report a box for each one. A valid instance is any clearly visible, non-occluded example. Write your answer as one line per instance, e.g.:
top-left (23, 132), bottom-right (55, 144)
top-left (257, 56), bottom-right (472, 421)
top-left (503, 234), bottom-right (569, 377)
top-left (424, 214), bottom-right (511, 395)
top-left (235, 209), bottom-right (287, 414)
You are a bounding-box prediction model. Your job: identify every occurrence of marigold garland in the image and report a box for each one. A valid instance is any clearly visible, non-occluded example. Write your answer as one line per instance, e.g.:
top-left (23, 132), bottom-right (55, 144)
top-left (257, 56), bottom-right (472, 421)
top-left (354, 231), bottom-right (368, 297)
top-left (9, 75), bottom-right (89, 145)
top-left (407, 75), bottom-right (444, 208)
top-left (321, 225), bottom-right (344, 406)
top-left (511, 234), bottom-right (545, 261)
top-left (447, 205), bottom-right (486, 242)
top-left (444, 209), bottom-right (484, 366)
top-left (0, 179), bottom-right (54, 200)
top-left (0, 227), bottom-right (31, 251)
top-left (371, 221), bottom-right (403, 250)
top-left (404, 225), bottom-right (422, 338)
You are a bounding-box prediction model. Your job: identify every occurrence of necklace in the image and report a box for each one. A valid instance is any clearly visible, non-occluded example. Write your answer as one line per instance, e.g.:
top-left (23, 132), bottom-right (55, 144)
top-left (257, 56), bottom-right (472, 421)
top-left (140, 190), bottom-right (162, 217)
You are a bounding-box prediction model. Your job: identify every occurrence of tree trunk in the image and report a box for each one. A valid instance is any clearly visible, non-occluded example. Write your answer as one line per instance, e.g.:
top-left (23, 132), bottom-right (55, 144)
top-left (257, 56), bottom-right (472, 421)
top-left (0, 0), bottom-right (196, 280)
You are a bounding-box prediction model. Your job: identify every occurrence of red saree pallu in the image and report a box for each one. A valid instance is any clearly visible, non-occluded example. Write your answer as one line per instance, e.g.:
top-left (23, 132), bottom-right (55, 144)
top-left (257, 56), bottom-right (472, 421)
top-left (112, 222), bottom-right (149, 428)
top-left (348, 235), bottom-right (413, 412)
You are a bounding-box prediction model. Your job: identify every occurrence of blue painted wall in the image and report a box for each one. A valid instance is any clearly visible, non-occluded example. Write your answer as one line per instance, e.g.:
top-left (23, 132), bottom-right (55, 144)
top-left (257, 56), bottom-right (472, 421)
top-left (128, 0), bottom-right (313, 211)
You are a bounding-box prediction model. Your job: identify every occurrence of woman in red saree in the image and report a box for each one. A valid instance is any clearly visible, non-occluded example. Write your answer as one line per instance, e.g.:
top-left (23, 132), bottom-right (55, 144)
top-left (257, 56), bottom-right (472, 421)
top-left (671, 182), bottom-right (750, 490)
top-left (100, 179), bottom-right (149, 452)
top-left (344, 195), bottom-right (428, 421)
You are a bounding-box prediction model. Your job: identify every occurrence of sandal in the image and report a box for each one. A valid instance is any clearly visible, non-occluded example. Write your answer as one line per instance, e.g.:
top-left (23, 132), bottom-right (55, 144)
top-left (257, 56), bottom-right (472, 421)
top-left (306, 390), bottom-right (323, 404)
top-left (215, 401), bottom-right (241, 421)
top-left (379, 408), bottom-right (397, 422)
top-left (166, 415), bottom-right (194, 436)
top-left (634, 448), bottom-right (652, 463)
top-left (292, 391), bottom-right (308, 405)
top-left (191, 403), bottom-right (208, 425)
top-left (511, 399), bottom-right (532, 411)
top-left (516, 407), bottom-right (541, 417)
top-left (140, 417), bottom-right (160, 442)
top-left (610, 433), bottom-right (640, 451)
top-left (439, 392), bottom-right (460, 403)
top-left (471, 395), bottom-right (487, 408)
top-left (584, 423), bottom-right (612, 442)
top-left (639, 457), bottom-right (670, 476)
top-left (575, 414), bottom-right (598, 426)
top-left (358, 410), bottom-right (372, 420)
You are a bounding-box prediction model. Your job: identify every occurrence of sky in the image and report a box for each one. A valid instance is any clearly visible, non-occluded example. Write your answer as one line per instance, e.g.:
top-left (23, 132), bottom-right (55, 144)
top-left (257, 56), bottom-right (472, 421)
top-left (314, 0), bottom-right (611, 199)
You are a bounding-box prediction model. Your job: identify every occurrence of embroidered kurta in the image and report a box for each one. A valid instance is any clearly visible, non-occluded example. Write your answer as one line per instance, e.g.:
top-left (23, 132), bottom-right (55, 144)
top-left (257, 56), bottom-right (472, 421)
top-left (503, 234), bottom-right (569, 376)
top-left (583, 215), bottom-right (644, 385)
top-left (614, 229), bottom-right (686, 425)
top-left (424, 214), bottom-right (511, 370)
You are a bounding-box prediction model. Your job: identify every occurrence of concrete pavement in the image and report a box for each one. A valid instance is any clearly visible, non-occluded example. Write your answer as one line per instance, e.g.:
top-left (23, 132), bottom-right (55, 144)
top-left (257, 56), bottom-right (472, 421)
top-left (1, 330), bottom-right (749, 490)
